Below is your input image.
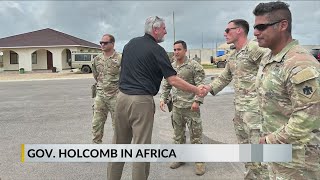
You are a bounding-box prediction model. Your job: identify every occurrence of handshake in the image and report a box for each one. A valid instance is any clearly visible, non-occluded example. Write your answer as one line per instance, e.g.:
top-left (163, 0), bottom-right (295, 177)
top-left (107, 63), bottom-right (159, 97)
top-left (195, 85), bottom-right (211, 97)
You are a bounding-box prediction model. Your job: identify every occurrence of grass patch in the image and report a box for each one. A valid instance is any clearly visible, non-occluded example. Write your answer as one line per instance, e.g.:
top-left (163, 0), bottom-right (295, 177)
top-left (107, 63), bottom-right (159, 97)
top-left (201, 64), bottom-right (216, 69)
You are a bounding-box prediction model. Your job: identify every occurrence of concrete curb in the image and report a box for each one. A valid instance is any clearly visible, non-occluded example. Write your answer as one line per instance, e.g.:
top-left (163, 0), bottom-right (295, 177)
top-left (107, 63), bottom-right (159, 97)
top-left (0, 76), bottom-right (92, 83)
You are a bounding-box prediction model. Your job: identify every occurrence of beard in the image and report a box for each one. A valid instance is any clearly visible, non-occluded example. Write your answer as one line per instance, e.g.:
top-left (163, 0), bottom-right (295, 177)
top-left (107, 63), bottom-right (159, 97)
top-left (157, 35), bottom-right (165, 43)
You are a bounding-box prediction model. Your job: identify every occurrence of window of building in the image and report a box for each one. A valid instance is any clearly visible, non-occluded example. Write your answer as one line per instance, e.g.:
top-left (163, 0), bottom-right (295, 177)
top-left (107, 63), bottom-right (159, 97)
top-left (10, 51), bottom-right (18, 64)
top-left (75, 54), bottom-right (91, 61)
top-left (32, 52), bottom-right (37, 64)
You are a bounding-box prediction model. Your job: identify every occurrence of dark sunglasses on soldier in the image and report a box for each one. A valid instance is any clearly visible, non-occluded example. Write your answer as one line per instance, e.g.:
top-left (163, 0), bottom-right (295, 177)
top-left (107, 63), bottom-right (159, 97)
top-left (99, 41), bottom-right (113, 45)
top-left (225, 27), bottom-right (239, 33)
top-left (253, 19), bottom-right (285, 31)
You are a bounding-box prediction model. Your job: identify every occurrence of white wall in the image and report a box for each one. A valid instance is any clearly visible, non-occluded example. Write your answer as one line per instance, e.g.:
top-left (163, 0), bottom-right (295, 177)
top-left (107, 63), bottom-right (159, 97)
top-left (2, 49), bottom-right (33, 71)
top-left (188, 49), bottom-right (215, 64)
top-left (61, 48), bottom-right (77, 69)
top-left (1, 46), bottom-right (100, 71)
top-left (61, 49), bottom-right (69, 69)
top-left (0, 53), bottom-right (2, 67)
top-left (3, 50), bottom-right (19, 70)
top-left (18, 49), bottom-right (33, 71)
top-left (0, 52), bottom-right (3, 71)
top-left (51, 47), bottom-right (79, 71)
top-left (76, 47), bottom-right (101, 53)
top-left (3, 48), bottom-right (46, 71)
top-left (32, 49), bottom-right (47, 70)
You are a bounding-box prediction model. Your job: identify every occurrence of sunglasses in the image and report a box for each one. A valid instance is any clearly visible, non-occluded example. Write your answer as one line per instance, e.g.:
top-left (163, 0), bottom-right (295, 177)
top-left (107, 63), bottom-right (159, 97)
top-left (225, 27), bottom-right (239, 33)
top-left (253, 19), bottom-right (285, 31)
top-left (99, 41), bottom-right (113, 45)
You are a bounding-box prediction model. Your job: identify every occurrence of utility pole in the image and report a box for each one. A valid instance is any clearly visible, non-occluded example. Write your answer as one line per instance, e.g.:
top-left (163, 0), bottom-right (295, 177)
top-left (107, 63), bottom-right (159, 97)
top-left (212, 40), bottom-right (214, 56)
top-left (173, 11), bottom-right (175, 43)
top-left (201, 32), bottom-right (204, 49)
top-left (200, 32), bottom-right (203, 60)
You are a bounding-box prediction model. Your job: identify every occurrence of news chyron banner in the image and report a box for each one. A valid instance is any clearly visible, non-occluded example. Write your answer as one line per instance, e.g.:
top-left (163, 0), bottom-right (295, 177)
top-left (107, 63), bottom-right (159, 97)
top-left (21, 144), bottom-right (292, 163)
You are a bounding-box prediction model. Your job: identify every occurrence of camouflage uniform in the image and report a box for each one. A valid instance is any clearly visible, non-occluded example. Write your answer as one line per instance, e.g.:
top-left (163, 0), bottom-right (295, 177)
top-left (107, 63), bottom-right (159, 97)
top-left (192, 56), bottom-right (201, 64)
top-left (160, 57), bottom-right (205, 145)
top-left (91, 52), bottom-right (122, 144)
top-left (161, 57), bottom-right (205, 174)
top-left (209, 40), bottom-right (269, 179)
top-left (256, 40), bottom-right (320, 179)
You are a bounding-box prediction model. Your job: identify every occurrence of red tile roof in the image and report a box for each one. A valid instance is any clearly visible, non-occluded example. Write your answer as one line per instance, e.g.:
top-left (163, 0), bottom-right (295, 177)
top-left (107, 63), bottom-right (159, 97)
top-left (0, 28), bottom-right (100, 48)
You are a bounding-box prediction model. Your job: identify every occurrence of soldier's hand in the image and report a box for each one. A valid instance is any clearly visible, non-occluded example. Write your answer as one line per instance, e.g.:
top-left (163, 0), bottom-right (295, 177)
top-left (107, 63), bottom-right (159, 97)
top-left (197, 85), bottom-right (209, 97)
top-left (259, 136), bottom-right (267, 144)
top-left (202, 85), bottom-right (211, 94)
top-left (191, 101), bottom-right (200, 112)
top-left (160, 100), bottom-right (166, 112)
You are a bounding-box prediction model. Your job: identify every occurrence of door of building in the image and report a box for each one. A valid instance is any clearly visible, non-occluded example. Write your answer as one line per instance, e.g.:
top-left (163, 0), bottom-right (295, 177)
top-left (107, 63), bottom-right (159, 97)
top-left (47, 51), bottom-right (53, 70)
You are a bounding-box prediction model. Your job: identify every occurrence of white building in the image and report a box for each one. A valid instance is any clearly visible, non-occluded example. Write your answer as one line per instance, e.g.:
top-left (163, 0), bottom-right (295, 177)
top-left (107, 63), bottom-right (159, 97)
top-left (0, 28), bottom-right (101, 72)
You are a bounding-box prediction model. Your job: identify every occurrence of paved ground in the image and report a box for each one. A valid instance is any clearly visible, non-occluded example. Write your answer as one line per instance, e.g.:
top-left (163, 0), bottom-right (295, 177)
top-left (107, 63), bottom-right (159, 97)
top-left (0, 72), bottom-right (243, 180)
top-left (0, 68), bottom-right (224, 82)
top-left (0, 69), bottom-right (92, 81)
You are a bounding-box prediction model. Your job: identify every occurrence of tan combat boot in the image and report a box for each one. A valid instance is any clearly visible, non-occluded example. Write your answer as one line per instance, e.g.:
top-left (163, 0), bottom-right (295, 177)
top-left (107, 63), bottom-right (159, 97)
top-left (195, 162), bottom-right (205, 176)
top-left (170, 162), bottom-right (185, 169)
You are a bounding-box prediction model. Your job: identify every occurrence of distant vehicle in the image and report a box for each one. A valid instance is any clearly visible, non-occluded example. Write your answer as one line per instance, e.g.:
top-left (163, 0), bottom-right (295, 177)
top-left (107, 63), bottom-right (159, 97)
top-left (70, 52), bottom-right (101, 73)
top-left (311, 48), bottom-right (320, 62)
top-left (210, 44), bottom-right (236, 68)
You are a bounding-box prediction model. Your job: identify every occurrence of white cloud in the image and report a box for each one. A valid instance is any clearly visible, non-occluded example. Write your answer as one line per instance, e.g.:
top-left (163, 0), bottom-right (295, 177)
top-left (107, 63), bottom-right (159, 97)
top-left (0, 1), bottom-right (24, 13)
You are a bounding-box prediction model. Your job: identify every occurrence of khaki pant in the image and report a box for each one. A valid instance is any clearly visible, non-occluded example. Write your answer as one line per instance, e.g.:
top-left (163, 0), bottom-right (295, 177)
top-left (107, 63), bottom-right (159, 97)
top-left (92, 90), bottom-right (117, 144)
top-left (107, 91), bottom-right (155, 180)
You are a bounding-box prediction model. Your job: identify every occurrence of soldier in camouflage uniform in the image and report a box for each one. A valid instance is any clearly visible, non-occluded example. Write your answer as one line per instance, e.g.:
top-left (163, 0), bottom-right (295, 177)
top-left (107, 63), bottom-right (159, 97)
top-left (160, 40), bottom-right (206, 176)
top-left (201, 19), bottom-right (269, 179)
top-left (91, 34), bottom-right (122, 144)
top-left (253, 2), bottom-right (320, 179)
top-left (192, 54), bottom-right (201, 64)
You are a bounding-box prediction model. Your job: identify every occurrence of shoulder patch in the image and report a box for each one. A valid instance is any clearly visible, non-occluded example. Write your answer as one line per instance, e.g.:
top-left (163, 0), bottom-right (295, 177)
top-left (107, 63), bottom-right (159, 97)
top-left (290, 67), bottom-right (319, 84)
top-left (301, 84), bottom-right (315, 98)
top-left (249, 50), bottom-right (264, 61)
top-left (248, 42), bottom-right (266, 62)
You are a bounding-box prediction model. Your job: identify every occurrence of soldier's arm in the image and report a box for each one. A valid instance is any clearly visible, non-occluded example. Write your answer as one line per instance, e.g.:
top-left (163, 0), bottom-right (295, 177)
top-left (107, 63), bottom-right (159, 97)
top-left (208, 61), bottom-right (233, 95)
top-left (160, 78), bottom-right (172, 102)
top-left (266, 67), bottom-right (320, 144)
top-left (92, 57), bottom-right (98, 82)
top-left (193, 62), bottom-right (206, 103)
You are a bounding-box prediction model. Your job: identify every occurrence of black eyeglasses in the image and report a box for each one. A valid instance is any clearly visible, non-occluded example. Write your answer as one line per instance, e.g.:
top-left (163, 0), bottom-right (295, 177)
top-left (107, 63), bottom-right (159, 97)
top-left (253, 19), bottom-right (285, 31)
top-left (99, 41), bottom-right (113, 45)
top-left (225, 27), bottom-right (239, 33)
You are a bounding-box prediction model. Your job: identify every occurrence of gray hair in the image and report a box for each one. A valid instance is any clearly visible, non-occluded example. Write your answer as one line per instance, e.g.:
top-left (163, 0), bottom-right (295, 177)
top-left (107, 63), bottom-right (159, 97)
top-left (144, 16), bottom-right (165, 34)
